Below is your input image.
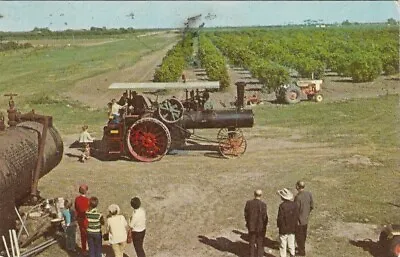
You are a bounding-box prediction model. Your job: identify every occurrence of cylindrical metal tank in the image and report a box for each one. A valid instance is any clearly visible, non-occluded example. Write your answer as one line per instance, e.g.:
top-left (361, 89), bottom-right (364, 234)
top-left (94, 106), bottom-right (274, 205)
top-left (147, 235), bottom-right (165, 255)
top-left (0, 121), bottom-right (63, 240)
top-left (181, 109), bottom-right (254, 129)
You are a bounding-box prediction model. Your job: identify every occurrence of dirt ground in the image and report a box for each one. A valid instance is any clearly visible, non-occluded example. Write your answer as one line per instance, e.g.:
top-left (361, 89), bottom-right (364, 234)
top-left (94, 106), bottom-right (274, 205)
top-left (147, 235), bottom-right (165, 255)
top-left (41, 128), bottom-right (385, 257)
top-left (32, 46), bottom-right (399, 257)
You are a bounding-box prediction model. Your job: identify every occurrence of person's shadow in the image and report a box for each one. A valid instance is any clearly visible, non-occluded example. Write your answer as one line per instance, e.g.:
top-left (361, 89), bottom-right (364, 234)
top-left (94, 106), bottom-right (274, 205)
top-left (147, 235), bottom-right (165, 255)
top-left (198, 230), bottom-right (278, 257)
top-left (232, 229), bottom-right (279, 250)
top-left (349, 239), bottom-right (386, 257)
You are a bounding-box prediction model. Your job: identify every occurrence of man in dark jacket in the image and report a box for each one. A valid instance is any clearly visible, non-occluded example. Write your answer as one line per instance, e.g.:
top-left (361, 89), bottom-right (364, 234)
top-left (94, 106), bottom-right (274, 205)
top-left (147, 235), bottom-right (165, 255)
top-left (277, 188), bottom-right (299, 257)
top-left (244, 189), bottom-right (268, 257)
top-left (294, 181), bottom-right (314, 256)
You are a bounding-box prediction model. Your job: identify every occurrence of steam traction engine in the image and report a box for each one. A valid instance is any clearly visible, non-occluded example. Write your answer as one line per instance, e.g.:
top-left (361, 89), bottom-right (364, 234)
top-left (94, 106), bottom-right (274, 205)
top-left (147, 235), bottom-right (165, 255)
top-left (102, 81), bottom-right (254, 162)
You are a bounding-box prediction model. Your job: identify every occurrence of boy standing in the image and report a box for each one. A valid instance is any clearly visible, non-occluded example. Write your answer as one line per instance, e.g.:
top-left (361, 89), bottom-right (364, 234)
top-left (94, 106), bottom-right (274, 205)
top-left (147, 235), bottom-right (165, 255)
top-left (86, 197), bottom-right (104, 257)
top-left (129, 197), bottom-right (147, 257)
top-left (79, 125), bottom-right (94, 163)
top-left (75, 184), bottom-right (89, 255)
top-left (62, 199), bottom-right (77, 252)
top-left (277, 188), bottom-right (299, 257)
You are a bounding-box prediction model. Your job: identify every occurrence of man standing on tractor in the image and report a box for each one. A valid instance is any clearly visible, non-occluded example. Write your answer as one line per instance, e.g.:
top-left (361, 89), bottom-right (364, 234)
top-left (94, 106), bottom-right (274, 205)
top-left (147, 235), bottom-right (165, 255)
top-left (294, 181), bottom-right (314, 256)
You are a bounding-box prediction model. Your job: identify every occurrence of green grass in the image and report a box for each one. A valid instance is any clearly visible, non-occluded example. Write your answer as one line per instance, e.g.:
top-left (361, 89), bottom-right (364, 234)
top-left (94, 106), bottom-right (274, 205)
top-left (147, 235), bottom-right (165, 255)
top-left (0, 34), bottom-right (178, 134)
top-left (254, 95), bottom-right (399, 149)
top-left (250, 96), bottom-right (399, 257)
top-left (253, 96), bottom-right (400, 232)
top-left (0, 34), bottom-right (176, 94)
top-left (25, 94), bottom-right (107, 134)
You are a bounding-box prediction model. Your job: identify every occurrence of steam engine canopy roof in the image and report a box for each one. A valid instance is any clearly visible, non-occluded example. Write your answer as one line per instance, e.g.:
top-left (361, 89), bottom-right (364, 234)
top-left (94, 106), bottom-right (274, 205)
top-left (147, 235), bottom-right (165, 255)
top-left (108, 81), bottom-right (220, 90)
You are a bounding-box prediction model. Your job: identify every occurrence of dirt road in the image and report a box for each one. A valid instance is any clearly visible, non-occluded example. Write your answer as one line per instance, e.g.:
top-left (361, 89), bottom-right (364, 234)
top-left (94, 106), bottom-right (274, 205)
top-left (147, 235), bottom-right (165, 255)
top-left (64, 42), bottom-right (177, 109)
top-left (38, 124), bottom-right (388, 257)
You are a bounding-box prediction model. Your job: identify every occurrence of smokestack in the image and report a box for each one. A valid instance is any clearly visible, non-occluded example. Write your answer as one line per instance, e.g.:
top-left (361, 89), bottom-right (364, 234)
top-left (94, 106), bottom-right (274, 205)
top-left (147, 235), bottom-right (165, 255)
top-left (235, 81), bottom-right (246, 110)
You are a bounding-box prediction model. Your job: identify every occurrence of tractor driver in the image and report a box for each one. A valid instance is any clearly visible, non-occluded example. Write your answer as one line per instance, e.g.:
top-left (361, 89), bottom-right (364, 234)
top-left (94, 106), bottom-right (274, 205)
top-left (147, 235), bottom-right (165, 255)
top-left (118, 92), bottom-right (129, 106)
top-left (131, 91), bottom-right (147, 115)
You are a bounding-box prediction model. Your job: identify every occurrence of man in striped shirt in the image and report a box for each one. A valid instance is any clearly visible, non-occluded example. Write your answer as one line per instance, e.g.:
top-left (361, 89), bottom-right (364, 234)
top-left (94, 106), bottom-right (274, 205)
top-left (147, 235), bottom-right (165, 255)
top-left (86, 197), bottom-right (105, 257)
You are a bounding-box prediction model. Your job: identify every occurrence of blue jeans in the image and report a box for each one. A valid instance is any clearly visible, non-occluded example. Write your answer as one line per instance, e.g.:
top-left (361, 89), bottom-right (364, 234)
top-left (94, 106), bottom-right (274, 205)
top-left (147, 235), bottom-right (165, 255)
top-left (87, 232), bottom-right (102, 257)
top-left (65, 224), bottom-right (76, 251)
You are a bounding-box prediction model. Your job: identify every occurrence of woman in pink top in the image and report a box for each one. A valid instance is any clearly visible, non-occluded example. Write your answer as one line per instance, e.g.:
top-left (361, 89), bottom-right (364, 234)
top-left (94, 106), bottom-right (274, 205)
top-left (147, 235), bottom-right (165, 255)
top-left (106, 204), bottom-right (129, 257)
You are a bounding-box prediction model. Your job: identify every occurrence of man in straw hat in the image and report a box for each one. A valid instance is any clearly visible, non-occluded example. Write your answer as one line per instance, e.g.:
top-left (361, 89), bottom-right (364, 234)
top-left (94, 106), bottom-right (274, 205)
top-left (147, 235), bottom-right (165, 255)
top-left (244, 189), bottom-right (269, 257)
top-left (294, 181), bottom-right (314, 256)
top-left (277, 188), bottom-right (299, 257)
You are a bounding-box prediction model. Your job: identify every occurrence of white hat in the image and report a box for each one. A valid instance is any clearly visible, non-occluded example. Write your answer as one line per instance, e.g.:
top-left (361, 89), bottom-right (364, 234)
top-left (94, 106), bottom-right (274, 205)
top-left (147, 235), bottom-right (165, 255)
top-left (277, 188), bottom-right (294, 201)
top-left (108, 204), bottom-right (120, 215)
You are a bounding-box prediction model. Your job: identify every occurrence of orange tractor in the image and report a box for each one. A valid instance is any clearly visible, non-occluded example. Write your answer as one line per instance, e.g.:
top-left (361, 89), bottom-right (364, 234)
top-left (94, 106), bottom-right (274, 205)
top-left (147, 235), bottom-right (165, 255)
top-left (275, 79), bottom-right (323, 104)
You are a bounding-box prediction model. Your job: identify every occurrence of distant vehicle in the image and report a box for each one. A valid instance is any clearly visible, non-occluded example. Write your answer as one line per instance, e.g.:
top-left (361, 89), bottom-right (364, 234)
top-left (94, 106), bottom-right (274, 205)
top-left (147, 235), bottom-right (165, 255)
top-left (275, 79), bottom-right (324, 104)
top-left (100, 81), bottom-right (254, 162)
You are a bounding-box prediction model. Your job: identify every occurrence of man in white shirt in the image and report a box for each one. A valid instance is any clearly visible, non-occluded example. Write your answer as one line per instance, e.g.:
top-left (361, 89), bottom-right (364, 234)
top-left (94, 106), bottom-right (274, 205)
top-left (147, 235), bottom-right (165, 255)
top-left (129, 197), bottom-right (146, 257)
top-left (111, 99), bottom-right (127, 117)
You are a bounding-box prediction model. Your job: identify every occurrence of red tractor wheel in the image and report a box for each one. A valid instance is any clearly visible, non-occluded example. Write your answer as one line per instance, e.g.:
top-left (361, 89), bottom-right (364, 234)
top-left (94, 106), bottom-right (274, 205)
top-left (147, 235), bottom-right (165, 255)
top-left (126, 118), bottom-right (171, 162)
top-left (217, 128), bottom-right (247, 159)
top-left (391, 236), bottom-right (400, 257)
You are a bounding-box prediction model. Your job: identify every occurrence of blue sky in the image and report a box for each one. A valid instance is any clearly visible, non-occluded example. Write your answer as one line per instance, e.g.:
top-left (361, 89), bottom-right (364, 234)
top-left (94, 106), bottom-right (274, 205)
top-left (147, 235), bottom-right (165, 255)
top-left (0, 1), bottom-right (399, 32)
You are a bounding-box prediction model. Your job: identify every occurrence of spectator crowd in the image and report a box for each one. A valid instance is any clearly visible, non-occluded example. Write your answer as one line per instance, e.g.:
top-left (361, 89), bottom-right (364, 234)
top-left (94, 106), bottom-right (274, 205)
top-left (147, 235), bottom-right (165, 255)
top-left (59, 180), bottom-right (313, 257)
top-left (61, 184), bottom-right (147, 257)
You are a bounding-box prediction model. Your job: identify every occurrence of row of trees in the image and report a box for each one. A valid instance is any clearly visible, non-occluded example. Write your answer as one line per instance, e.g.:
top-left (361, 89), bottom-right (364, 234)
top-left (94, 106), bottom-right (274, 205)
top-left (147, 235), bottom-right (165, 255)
top-left (210, 34), bottom-right (289, 90)
top-left (153, 34), bottom-right (194, 82)
top-left (210, 27), bottom-right (398, 83)
top-left (0, 41), bottom-right (32, 52)
top-left (197, 34), bottom-right (230, 90)
top-left (0, 27), bottom-right (160, 40)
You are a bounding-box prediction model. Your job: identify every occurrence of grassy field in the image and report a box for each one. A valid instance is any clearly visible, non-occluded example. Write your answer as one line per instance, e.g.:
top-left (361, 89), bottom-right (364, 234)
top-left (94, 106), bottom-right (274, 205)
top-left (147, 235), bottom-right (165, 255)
top-left (0, 34), bottom-right (178, 134)
top-left (255, 95), bottom-right (400, 222)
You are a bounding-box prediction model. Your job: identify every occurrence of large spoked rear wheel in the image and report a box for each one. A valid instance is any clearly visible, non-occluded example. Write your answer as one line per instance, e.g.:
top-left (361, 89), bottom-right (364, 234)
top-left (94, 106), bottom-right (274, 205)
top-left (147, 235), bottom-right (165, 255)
top-left (217, 128), bottom-right (247, 159)
top-left (158, 98), bottom-right (184, 123)
top-left (126, 118), bottom-right (171, 162)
